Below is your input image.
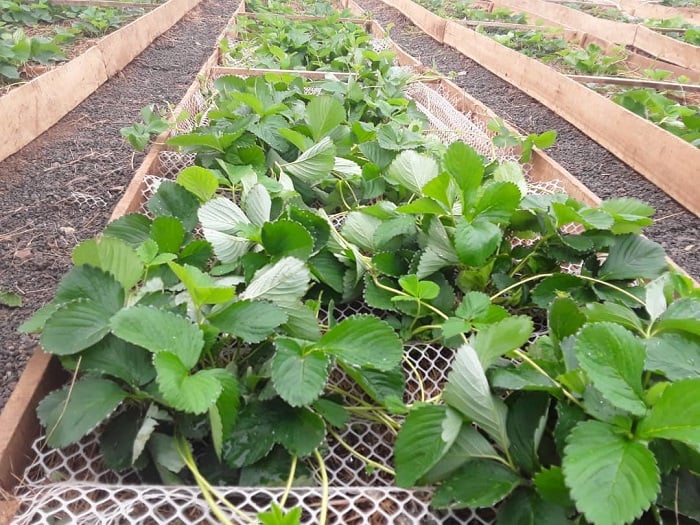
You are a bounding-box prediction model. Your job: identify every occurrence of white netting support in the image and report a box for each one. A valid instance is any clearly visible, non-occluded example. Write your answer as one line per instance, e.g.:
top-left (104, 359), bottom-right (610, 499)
top-left (12, 338), bottom-right (495, 524)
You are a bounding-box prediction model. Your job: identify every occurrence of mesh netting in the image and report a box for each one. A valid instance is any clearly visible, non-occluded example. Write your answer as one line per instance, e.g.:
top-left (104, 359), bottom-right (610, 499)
top-left (12, 339), bottom-right (498, 524)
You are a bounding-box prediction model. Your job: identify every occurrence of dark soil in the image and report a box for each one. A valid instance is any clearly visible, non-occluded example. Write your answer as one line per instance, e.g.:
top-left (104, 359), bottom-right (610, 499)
top-left (0, 0), bottom-right (234, 411)
top-left (356, 0), bottom-right (700, 274)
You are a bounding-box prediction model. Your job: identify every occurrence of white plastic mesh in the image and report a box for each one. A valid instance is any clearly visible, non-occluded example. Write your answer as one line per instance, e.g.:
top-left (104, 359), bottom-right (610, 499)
top-left (12, 337), bottom-right (495, 524)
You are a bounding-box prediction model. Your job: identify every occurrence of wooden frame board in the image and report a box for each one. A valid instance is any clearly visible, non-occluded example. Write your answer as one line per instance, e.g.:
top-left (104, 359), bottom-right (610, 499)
top-left (618, 0), bottom-right (700, 24)
top-left (0, 0), bottom-right (203, 164)
top-left (491, 0), bottom-right (700, 70)
top-left (0, 2), bottom-right (693, 522)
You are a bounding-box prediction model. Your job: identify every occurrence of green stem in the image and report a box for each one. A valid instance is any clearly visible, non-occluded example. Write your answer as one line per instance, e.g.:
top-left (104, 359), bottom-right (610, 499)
top-left (371, 274), bottom-right (449, 321)
top-left (279, 455), bottom-right (297, 508)
top-left (402, 354), bottom-right (426, 403)
top-left (176, 436), bottom-right (256, 525)
top-left (313, 449), bottom-right (329, 525)
top-left (508, 237), bottom-right (548, 278)
top-left (512, 349), bottom-right (584, 410)
top-left (326, 385), bottom-right (401, 432)
top-left (410, 324), bottom-right (443, 336)
top-left (327, 427), bottom-right (396, 476)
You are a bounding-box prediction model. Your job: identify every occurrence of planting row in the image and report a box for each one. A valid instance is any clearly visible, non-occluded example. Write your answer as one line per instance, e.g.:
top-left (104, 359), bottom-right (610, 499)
top-left (0, 0), bottom-right (151, 84)
top-left (8, 2), bottom-right (700, 524)
top-left (413, 0), bottom-right (700, 147)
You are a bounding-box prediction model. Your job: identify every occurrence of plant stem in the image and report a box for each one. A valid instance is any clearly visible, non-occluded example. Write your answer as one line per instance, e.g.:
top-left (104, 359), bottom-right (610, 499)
top-left (279, 455), bottom-right (297, 508)
top-left (326, 385), bottom-right (400, 432)
top-left (371, 274), bottom-right (449, 321)
top-left (176, 436), bottom-right (256, 525)
top-left (402, 354), bottom-right (426, 402)
top-left (313, 449), bottom-right (329, 525)
top-left (327, 427), bottom-right (396, 476)
top-left (44, 356), bottom-right (82, 451)
top-left (512, 349), bottom-right (584, 409)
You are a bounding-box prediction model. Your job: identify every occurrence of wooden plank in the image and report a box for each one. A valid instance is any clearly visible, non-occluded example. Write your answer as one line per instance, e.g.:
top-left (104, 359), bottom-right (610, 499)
top-left (568, 74), bottom-right (700, 91)
top-left (0, 47), bottom-right (108, 164)
top-left (49, 0), bottom-right (158, 8)
top-left (0, 351), bottom-right (66, 491)
top-left (618, 0), bottom-right (700, 24)
top-left (0, 0), bottom-right (204, 164)
top-left (440, 19), bottom-right (700, 215)
top-left (493, 0), bottom-right (700, 69)
top-left (381, 0), bottom-right (447, 42)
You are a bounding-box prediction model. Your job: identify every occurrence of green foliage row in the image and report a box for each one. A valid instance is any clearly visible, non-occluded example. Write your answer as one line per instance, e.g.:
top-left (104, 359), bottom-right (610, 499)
top-left (0, 0), bottom-right (144, 83)
top-left (25, 4), bottom-right (700, 525)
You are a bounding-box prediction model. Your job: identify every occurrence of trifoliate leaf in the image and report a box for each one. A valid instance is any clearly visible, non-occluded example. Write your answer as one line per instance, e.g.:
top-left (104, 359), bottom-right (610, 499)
top-left (111, 306), bottom-right (204, 369)
top-left (147, 180), bottom-right (200, 232)
top-left (563, 420), bottom-right (659, 525)
top-left (315, 315), bottom-right (402, 371)
top-left (38, 377), bottom-right (127, 448)
top-left (645, 333), bottom-right (700, 380)
top-left (272, 337), bottom-right (330, 407)
top-left (154, 353), bottom-right (223, 414)
top-left (574, 322), bottom-right (647, 416)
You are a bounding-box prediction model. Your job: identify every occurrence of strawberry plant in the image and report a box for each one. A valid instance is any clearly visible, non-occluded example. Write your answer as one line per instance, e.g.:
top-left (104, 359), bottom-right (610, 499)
top-left (20, 6), bottom-right (700, 521)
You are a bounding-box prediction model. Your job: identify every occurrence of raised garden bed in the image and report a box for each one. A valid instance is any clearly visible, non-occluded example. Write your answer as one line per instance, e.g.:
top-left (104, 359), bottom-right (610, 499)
top-left (0, 0), bottom-right (203, 163)
top-left (0, 0), bottom-right (687, 522)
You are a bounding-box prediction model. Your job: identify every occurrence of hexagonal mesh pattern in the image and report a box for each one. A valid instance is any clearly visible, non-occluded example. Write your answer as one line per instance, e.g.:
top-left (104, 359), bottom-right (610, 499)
top-left (12, 338), bottom-right (493, 524)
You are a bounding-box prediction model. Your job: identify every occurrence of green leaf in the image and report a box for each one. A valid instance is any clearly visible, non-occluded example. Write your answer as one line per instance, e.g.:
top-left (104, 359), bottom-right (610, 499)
top-left (473, 182), bottom-right (521, 223)
top-left (72, 236), bottom-right (143, 291)
top-left (534, 467), bottom-right (572, 506)
top-left (455, 219), bottom-right (502, 267)
top-left (654, 298), bottom-right (700, 337)
top-left (637, 379), bottom-right (700, 449)
top-left (55, 265), bottom-right (124, 313)
top-left (306, 95), bottom-right (346, 141)
top-left (262, 220), bottom-right (314, 260)
top-left (563, 420), bottom-right (660, 525)
top-left (0, 289), bottom-right (22, 307)
top-left (340, 364), bottom-right (405, 408)
top-left (574, 323), bottom-right (647, 416)
top-left (473, 315), bottom-right (533, 369)
top-left (398, 274), bottom-right (440, 300)
top-left (313, 399), bottom-right (349, 428)
top-left (584, 302), bottom-right (645, 334)
top-left (507, 392), bottom-right (550, 475)
top-left (147, 180), bottom-right (200, 232)
top-left (258, 503), bottom-right (302, 525)
top-left (282, 137), bottom-right (336, 186)
top-left (41, 299), bottom-right (113, 355)
top-left (209, 300), bottom-right (288, 343)
top-left (275, 407), bottom-right (325, 457)
top-left (240, 257), bottom-right (311, 306)
top-left (176, 166), bottom-right (219, 202)
top-left (245, 183), bottom-right (272, 227)
top-left (417, 218), bottom-right (459, 279)
top-left (432, 459), bottom-right (521, 509)
top-left (444, 141), bottom-right (483, 204)
top-left (111, 306), bottom-right (204, 369)
top-left (316, 315), bottom-right (402, 371)
top-left (443, 344), bottom-right (509, 451)
top-left (167, 262), bottom-right (235, 307)
top-left (198, 197), bottom-right (252, 264)
top-left (395, 405), bottom-right (458, 487)
top-left (77, 334), bottom-right (155, 386)
top-left (209, 370), bottom-right (240, 460)
top-left (549, 297), bottom-right (586, 345)
top-left (397, 197), bottom-right (446, 215)
top-left (497, 487), bottom-right (571, 525)
top-left (645, 332), bottom-right (700, 380)
top-left (493, 161), bottom-right (527, 196)
top-left (423, 422), bottom-right (501, 483)
top-left (224, 401), bottom-right (276, 468)
top-left (386, 150), bottom-right (438, 194)
top-left (150, 216), bottom-right (185, 254)
top-left (37, 378), bottom-right (127, 448)
top-left (154, 353), bottom-right (223, 414)
top-left (272, 337), bottom-right (330, 407)
top-left (149, 432), bottom-right (185, 473)
top-left (100, 408), bottom-right (142, 471)
top-left (599, 234), bottom-right (667, 281)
